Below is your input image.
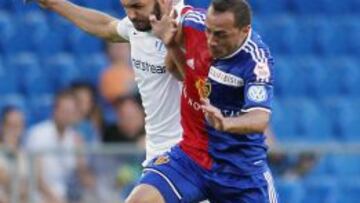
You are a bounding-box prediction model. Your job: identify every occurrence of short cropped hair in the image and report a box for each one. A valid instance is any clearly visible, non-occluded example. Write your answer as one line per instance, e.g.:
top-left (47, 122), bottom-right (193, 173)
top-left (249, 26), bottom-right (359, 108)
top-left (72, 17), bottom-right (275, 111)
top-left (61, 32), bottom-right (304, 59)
top-left (211, 0), bottom-right (252, 28)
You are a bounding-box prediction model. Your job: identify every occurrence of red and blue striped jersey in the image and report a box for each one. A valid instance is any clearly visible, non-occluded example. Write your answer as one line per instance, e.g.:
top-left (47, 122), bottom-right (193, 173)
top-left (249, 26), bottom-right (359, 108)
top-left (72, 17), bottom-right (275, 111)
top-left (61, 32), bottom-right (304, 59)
top-left (179, 7), bottom-right (274, 175)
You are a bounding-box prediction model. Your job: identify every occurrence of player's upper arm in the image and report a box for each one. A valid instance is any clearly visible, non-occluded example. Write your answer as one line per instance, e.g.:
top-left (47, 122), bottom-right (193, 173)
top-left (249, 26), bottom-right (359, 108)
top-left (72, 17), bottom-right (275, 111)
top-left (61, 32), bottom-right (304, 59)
top-left (105, 18), bottom-right (131, 43)
top-left (242, 58), bottom-right (274, 114)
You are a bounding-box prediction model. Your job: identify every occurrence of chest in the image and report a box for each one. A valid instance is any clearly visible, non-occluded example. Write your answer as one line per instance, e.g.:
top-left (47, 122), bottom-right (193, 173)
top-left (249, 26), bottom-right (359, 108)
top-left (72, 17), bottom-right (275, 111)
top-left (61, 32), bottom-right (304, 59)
top-left (208, 65), bottom-right (246, 109)
top-left (129, 32), bottom-right (167, 77)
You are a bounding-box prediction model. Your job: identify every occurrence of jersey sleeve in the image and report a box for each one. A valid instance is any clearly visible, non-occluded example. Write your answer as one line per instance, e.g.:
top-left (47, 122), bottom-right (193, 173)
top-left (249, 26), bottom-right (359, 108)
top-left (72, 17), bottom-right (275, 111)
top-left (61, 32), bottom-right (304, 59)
top-left (116, 17), bottom-right (131, 41)
top-left (242, 59), bottom-right (274, 113)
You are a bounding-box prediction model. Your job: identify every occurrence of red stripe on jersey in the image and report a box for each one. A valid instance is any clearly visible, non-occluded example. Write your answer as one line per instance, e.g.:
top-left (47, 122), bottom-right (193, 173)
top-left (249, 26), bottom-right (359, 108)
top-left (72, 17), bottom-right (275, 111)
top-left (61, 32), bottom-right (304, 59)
top-left (179, 23), bottom-right (213, 170)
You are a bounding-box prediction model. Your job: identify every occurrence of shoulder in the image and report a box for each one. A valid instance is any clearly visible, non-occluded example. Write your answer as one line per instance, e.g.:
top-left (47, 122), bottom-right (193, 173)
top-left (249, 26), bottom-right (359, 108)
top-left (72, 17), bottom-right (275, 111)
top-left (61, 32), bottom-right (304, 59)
top-left (27, 120), bottom-right (54, 136)
top-left (27, 120), bottom-right (54, 142)
top-left (116, 17), bottom-right (134, 40)
top-left (118, 17), bottom-right (133, 27)
top-left (180, 6), bottom-right (207, 31)
top-left (26, 120), bottom-right (55, 150)
top-left (243, 30), bottom-right (273, 65)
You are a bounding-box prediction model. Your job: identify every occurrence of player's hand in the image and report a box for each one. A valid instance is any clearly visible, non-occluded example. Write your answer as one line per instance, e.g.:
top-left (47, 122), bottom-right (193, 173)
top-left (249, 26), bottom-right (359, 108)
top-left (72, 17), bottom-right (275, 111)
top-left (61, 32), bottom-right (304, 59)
top-left (201, 98), bottom-right (226, 131)
top-left (149, 0), bottom-right (178, 47)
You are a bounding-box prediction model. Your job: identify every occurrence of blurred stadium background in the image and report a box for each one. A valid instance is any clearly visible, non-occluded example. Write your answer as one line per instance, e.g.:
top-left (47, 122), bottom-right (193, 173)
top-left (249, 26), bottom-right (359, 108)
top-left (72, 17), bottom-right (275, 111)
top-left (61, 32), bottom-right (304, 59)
top-left (0, 0), bottom-right (359, 202)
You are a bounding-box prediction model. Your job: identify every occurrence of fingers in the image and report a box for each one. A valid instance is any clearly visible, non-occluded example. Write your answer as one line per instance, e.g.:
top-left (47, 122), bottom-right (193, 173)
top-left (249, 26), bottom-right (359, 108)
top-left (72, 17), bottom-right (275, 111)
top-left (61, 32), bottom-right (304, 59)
top-left (149, 14), bottom-right (157, 24)
top-left (158, 0), bottom-right (173, 17)
top-left (170, 9), bottom-right (178, 20)
top-left (200, 99), bottom-right (225, 130)
top-left (200, 98), bottom-right (210, 105)
top-left (164, 0), bottom-right (173, 16)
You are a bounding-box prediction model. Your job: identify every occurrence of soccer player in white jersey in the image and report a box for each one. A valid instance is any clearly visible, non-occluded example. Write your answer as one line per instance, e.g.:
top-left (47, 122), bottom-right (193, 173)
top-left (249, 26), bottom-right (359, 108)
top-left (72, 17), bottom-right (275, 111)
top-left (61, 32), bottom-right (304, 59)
top-left (33, 0), bottom-right (184, 165)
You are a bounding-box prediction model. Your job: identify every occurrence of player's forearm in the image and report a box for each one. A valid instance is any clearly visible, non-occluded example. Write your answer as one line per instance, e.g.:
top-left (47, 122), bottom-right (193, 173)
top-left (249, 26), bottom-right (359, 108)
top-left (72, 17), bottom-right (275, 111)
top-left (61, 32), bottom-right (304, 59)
top-left (223, 110), bottom-right (270, 134)
top-left (48, 1), bottom-right (122, 42)
top-left (165, 54), bottom-right (184, 81)
top-left (165, 46), bottom-right (186, 79)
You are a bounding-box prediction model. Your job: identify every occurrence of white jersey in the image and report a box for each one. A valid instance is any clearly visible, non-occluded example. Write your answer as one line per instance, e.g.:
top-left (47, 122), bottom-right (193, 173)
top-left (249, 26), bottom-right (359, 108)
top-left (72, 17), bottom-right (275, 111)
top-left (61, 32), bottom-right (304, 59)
top-left (116, 2), bottom-right (184, 165)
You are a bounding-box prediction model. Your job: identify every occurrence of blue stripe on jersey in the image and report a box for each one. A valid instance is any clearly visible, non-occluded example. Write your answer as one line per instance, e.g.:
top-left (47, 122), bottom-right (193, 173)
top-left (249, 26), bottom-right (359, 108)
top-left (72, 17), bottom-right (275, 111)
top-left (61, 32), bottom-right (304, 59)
top-left (182, 10), bottom-right (206, 32)
top-left (246, 40), bottom-right (267, 63)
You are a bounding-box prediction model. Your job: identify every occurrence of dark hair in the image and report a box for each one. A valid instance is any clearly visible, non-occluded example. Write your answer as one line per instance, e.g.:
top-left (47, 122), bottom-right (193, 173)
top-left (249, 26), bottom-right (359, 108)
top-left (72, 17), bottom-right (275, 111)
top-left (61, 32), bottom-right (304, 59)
top-left (0, 106), bottom-right (19, 124)
top-left (54, 89), bottom-right (76, 108)
top-left (70, 81), bottom-right (96, 97)
top-left (211, 0), bottom-right (252, 28)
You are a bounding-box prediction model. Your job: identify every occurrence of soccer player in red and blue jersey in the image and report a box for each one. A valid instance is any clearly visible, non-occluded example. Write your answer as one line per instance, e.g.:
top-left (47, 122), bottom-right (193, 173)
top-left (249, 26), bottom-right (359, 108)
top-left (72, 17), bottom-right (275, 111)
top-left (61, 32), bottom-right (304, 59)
top-left (126, 0), bottom-right (278, 202)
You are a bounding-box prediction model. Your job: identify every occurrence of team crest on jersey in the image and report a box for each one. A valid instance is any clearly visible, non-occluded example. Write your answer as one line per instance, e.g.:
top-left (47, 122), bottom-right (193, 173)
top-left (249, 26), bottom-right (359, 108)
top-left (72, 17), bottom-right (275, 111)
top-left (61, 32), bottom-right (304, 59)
top-left (254, 62), bottom-right (270, 82)
top-left (154, 155), bottom-right (170, 165)
top-left (195, 78), bottom-right (212, 98)
top-left (247, 85), bottom-right (268, 103)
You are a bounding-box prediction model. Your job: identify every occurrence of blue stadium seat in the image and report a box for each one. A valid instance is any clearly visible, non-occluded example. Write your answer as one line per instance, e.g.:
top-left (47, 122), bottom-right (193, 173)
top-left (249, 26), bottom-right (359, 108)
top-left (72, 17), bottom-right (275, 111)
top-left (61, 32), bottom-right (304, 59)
top-left (28, 94), bottom-right (54, 124)
top-left (295, 18), bottom-right (334, 55)
top-left (350, 1), bottom-right (360, 13)
top-left (271, 99), bottom-right (297, 141)
top-left (322, 99), bottom-right (359, 141)
top-left (321, 0), bottom-right (353, 15)
top-left (294, 57), bottom-right (334, 98)
top-left (78, 53), bottom-right (108, 86)
top-left (274, 57), bottom-right (308, 97)
top-left (68, 29), bottom-right (104, 56)
top-left (0, 94), bottom-right (28, 116)
top-left (276, 179), bottom-right (303, 203)
top-left (0, 60), bottom-right (19, 95)
top-left (293, 0), bottom-right (356, 16)
top-left (251, 0), bottom-right (290, 16)
top-left (313, 18), bottom-right (338, 56)
top-left (81, 0), bottom-right (114, 10)
top-left (0, 11), bottom-right (14, 53)
top-left (306, 155), bottom-right (332, 177)
top-left (185, 0), bottom-right (210, 8)
top-left (15, 11), bottom-right (48, 52)
top-left (110, 1), bottom-right (126, 18)
top-left (20, 11), bottom-right (60, 56)
top-left (344, 19), bottom-right (360, 56)
top-left (338, 179), bottom-right (360, 203)
top-left (329, 155), bottom-right (360, 176)
top-left (45, 53), bottom-right (81, 91)
top-left (262, 16), bottom-right (298, 55)
top-left (0, 1), bottom-right (12, 10)
top-left (289, 0), bottom-right (327, 15)
top-left (282, 98), bottom-right (332, 141)
top-left (326, 57), bottom-right (360, 97)
top-left (7, 53), bottom-right (44, 95)
top-left (302, 178), bottom-right (338, 203)
top-left (7, 52), bottom-right (40, 79)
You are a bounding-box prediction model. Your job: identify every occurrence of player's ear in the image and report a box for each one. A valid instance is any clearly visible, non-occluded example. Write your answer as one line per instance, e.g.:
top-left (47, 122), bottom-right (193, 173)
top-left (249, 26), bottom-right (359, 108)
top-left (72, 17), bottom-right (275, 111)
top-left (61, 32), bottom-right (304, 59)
top-left (241, 25), bottom-right (251, 34)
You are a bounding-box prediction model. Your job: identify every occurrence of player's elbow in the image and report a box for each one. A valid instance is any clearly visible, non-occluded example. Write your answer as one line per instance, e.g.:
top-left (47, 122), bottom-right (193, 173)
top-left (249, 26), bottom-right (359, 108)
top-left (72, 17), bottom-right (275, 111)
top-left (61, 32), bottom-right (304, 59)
top-left (250, 110), bottom-right (270, 133)
top-left (253, 121), bottom-right (269, 133)
top-left (165, 55), bottom-right (184, 81)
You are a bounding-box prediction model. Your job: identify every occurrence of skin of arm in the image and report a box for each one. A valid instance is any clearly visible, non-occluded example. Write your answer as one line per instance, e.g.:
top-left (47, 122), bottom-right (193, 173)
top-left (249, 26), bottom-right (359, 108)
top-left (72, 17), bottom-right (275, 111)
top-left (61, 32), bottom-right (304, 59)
top-left (201, 98), bottom-right (270, 134)
top-left (164, 28), bottom-right (186, 81)
top-left (38, 0), bottom-right (126, 42)
top-left (149, 0), bottom-right (186, 81)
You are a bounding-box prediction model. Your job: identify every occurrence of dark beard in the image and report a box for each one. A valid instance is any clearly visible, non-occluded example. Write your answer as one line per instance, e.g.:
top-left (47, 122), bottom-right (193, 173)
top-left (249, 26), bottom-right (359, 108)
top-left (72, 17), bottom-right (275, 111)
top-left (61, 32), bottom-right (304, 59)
top-left (131, 1), bottom-right (162, 32)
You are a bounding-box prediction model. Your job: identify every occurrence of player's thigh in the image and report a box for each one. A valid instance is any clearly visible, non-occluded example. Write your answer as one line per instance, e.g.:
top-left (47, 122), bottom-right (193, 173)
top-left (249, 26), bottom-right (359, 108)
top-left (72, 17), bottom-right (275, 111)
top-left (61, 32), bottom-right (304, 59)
top-left (125, 183), bottom-right (165, 203)
top-left (139, 149), bottom-right (208, 202)
top-left (240, 171), bottom-right (278, 203)
top-left (209, 170), bottom-right (278, 203)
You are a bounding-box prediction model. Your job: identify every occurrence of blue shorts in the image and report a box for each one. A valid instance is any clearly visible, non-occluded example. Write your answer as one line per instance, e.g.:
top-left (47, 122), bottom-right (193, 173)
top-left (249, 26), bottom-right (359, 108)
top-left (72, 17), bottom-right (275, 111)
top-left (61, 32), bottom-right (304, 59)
top-left (139, 146), bottom-right (278, 203)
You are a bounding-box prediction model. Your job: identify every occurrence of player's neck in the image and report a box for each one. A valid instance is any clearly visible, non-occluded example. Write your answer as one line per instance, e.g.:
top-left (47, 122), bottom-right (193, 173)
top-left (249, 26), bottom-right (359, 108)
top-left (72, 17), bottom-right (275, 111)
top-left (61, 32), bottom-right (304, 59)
top-left (236, 31), bottom-right (250, 51)
top-left (220, 31), bottom-right (251, 60)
